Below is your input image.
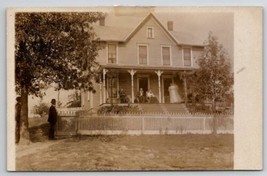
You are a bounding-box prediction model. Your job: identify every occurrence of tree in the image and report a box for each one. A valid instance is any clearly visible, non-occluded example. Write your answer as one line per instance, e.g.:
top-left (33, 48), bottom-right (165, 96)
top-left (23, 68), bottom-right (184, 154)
top-left (32, 102), bottom-right (49, 118)
top-left (66, 90), bottom-right (81, 108)
top-left (188, 32), bottom-right (233, 134)
top-left (15, 12), bottom-right (104, 144)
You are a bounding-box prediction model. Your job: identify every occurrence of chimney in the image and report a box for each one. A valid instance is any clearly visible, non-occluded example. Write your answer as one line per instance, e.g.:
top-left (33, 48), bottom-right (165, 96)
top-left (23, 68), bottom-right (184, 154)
top-left (167, 21), bottom-right (173, 31)
top-left (99, 17), bottom-right (105, 26)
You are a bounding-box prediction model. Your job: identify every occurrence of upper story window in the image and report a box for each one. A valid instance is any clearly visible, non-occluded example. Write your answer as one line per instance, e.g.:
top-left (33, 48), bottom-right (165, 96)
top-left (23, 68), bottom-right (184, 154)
top-left (138, 45), bottom-right (148, 65)
top-left (162, 46), bottom-right (171, 66)
top-left (147, 27), bottom-right (154, 39)
top-left (183, 48), bottom-right (192, 66)
top-left (108, 44), bottom-right (117, 64)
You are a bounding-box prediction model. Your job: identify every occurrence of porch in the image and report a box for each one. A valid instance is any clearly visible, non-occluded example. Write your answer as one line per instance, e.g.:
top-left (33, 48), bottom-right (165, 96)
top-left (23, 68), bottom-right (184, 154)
top-left (99, 65), bottom-right (195, 106)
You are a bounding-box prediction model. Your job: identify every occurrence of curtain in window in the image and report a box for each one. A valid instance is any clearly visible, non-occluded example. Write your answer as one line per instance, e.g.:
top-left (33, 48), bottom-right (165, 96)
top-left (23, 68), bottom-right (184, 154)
top-left (184, 48), bottom-right (191, 66)
top-left (139, 46), bottom-right (147, 64)
top-left (108, 44), bottom-right (116, 63)
top-left (162, 47), bottom-right (170, 65)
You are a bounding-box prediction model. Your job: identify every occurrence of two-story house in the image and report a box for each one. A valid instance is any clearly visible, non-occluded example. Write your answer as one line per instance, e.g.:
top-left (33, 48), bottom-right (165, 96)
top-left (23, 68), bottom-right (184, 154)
top-left (81, 12), bottom-right (204, 110)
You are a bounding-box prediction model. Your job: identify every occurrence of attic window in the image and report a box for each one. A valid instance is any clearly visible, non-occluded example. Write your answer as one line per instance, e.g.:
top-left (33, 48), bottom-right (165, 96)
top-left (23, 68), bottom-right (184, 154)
top-left (147, 27), bottom-right (154, 39)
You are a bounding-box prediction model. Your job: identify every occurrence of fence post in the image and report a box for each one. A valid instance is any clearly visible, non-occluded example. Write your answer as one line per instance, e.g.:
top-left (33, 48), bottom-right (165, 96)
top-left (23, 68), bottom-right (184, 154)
top-left (75, 115), bottom-right (79, 135)
top-left (142, 116), bottom-right (145, 134)
top-left (203, 117), bottom-right (206, 132)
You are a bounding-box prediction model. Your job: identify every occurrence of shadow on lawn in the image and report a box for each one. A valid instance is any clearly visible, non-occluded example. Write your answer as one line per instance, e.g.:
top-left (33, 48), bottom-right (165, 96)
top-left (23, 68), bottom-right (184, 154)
top-left (28, 119), bottom-right (121, 143)
top-left (29, 123), bottom-right (50, 143)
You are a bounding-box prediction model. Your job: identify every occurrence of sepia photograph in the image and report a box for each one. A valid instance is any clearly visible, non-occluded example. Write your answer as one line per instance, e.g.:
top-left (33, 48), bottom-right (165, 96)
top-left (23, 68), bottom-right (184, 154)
top-left (6, 6), bottom-right (262, 171)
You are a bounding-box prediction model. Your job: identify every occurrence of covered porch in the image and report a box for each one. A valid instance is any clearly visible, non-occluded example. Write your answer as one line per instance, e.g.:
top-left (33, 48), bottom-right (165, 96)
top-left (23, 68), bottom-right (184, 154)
top-left (99, 65), bottom-right (195, 105)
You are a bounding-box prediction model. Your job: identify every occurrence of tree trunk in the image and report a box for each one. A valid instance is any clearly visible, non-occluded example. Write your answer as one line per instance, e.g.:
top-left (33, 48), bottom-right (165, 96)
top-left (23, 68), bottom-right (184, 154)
top-left (19, 86), bottom-right (30, 145)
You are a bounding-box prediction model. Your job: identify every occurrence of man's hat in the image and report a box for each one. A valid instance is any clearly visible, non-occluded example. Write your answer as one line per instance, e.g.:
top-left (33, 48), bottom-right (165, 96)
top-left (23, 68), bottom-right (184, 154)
top-left (51, 99), bottom-right (56, 105)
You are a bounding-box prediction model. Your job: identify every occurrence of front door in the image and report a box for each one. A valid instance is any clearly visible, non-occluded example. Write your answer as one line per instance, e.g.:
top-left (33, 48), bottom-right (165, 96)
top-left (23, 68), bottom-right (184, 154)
top-left (138, 77), bottom-right (148, 94)
top-left (163, 77), bottom-right (173, 103)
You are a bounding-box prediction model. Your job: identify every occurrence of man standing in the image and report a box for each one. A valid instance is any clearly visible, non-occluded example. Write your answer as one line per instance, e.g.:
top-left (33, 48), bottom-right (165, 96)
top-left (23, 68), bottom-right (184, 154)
top-left (48, 99), bottom-right (57, 140)
top-left (15, 97), bottom-right (21, 144)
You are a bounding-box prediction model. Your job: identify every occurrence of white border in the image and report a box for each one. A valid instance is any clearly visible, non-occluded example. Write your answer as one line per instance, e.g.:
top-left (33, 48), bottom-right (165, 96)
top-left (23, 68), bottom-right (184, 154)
top-left (3, 5), bottom-right (265, 175)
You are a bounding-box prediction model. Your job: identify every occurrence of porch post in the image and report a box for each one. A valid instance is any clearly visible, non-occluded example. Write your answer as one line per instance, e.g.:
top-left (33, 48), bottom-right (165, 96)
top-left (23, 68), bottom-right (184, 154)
top-left (155, 70), bottom-right (163, 103)
top-left (183, 71), bottom-right (188, 106)
top-left (128, 69), bottom-right (136, 103)
top-left (99, 76), bottom-right (102, 104)
top-left (103, 68), bottom-right (108, 103)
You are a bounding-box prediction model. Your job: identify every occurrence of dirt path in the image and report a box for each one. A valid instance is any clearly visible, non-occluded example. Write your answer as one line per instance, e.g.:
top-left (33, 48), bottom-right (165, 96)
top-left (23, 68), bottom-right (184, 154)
top-left (16, 134), bottom-right (234, 171)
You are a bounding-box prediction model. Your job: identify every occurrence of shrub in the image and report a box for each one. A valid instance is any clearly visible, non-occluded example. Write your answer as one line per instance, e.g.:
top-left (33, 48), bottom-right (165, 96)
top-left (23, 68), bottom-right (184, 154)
top-left (33, 102), bottom-right (49, 117)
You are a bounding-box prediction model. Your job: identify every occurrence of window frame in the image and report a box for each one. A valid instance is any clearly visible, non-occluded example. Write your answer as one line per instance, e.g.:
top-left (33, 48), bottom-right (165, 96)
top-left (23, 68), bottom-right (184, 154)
top-left (137, 44), bottom-right (149, 65)
top-left (147, 27), bottom-right (154, 39)
top-left (182, 47), bottom-right (193, 67)
top-left (107, 43), bottom-right (118, 64)
top-left (161, 45), bottom-right (172, 66)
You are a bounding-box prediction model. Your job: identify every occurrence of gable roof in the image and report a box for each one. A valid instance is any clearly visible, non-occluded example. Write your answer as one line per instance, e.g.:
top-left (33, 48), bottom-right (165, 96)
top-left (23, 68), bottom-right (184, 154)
top-left (124, 13), bottom-right (178, 45)
top-left (94, 12), bottom-right (204, 47)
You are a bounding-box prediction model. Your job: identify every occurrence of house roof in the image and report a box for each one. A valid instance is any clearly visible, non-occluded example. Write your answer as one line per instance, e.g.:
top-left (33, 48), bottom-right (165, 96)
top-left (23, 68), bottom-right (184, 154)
top-left (93, 12), bottom-right (204, 47)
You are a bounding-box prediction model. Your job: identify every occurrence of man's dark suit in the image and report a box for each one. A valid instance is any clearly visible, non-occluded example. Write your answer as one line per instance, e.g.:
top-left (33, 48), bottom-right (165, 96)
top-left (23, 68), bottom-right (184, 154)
top-left (48, 105), bottom-right (57, 139)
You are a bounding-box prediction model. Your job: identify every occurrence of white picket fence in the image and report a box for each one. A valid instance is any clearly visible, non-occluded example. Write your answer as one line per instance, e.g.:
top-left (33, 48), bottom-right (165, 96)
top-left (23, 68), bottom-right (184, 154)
top-left (56, 108), bottom-right (233, 135)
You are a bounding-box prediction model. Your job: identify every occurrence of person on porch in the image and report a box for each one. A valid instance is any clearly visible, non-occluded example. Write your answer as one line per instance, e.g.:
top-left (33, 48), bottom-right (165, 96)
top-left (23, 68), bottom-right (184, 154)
top-left (139, 88), bottom-right (145, 103)
top-left (146, 89), bottom-right (155, 103)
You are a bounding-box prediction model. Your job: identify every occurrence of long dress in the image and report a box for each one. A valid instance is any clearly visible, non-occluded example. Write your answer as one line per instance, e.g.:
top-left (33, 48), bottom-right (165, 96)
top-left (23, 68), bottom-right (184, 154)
top-left (168, 84), bottom-right (183, 103)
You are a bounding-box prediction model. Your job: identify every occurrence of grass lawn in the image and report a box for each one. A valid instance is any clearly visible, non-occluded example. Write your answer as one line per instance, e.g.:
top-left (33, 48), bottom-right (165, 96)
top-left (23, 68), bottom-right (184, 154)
top-left (16, 118), bottom-right (234, 171)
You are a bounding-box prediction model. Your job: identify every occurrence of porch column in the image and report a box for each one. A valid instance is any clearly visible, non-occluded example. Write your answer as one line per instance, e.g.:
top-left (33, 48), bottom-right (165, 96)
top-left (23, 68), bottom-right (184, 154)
top-left (183, 71), bottom-right (188, 106)
top-left (103, 68), bottom-right (108, 103)
top-left (99, 77), bottom-right (102, 104)
top-left (128, 69), bottom-right (136, 103)
top-left (155, 70), bottom-right (163, 103)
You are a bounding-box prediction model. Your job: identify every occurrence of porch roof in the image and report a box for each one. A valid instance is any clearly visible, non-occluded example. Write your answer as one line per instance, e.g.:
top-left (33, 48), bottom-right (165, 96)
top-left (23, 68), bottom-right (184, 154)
top-left (101, 64), bottom-right (197, 72)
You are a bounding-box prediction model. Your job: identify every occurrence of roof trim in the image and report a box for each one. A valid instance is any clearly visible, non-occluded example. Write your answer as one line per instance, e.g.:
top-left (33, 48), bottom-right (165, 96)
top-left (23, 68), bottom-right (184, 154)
top-left (124, 13), bottom-right (179, 45)
top-left (101, 64), bottom-right (197, 71)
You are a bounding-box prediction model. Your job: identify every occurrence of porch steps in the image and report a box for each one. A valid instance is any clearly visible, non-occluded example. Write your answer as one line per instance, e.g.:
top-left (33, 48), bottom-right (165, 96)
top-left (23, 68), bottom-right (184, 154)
top-left (138, 104), bottom-right (164, 113)
top-left (159, 104), bottom-right (169, 114)
top-left (138, 103), bottom-right (189, 114)
top-left (163, 103), bottom-right (190, 114)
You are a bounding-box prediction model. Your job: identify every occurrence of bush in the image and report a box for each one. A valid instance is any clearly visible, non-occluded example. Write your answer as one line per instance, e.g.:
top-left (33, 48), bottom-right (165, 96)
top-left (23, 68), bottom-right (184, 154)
top-left (97, 105), bottom-right (141, 114)
top-left (33, 102), bottom-right (49, 117)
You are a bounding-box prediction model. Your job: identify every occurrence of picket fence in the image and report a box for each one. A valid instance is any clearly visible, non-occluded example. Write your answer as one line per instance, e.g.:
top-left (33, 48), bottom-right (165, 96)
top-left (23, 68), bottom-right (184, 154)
top-left (56, 109), bottom-right (233, 136)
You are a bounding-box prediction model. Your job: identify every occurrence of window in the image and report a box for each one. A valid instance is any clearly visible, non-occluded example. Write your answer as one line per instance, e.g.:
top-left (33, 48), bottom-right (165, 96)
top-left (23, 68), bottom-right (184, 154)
top-left (108, 44), bottom-right (117, 64)
top-left (162, 47), bottom-right (171, 66)
top-left (107, 76), bottom-right (118, 98)
top-left (139, 45), bottom-right (148, 65)
top-left (183, 48), bottom-right (192, 66)
top-left (147, 27), bottom-right (154, 39)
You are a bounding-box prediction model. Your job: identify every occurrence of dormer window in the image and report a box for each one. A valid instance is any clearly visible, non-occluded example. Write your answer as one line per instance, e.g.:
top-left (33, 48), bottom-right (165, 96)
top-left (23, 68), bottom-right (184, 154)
top-left (147, 27), bottom-right (154, 39)
top-left (108, 44), bottom-right (117, 64)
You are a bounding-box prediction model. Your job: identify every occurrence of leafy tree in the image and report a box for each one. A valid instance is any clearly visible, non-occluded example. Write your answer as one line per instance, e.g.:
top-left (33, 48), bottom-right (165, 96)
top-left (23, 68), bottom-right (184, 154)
top-left (15, 12), bottom-right (104, 143)
top-left (66, 90), bottom-right (81, 108)
top-left (32, 102), bottom-right (49, 117)
top-left (188, 32), bottom-right (233, 134)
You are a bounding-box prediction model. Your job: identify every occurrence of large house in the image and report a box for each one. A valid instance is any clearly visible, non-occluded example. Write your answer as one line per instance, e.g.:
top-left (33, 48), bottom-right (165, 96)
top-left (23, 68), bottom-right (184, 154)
top-left (81, 12), bottom-right (204, 110)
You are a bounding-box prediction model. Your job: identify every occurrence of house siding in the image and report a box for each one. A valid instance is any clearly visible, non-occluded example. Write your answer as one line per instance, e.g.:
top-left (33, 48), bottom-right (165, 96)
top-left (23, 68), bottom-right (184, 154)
top-left (119, 17), bottom-right (178, 66)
